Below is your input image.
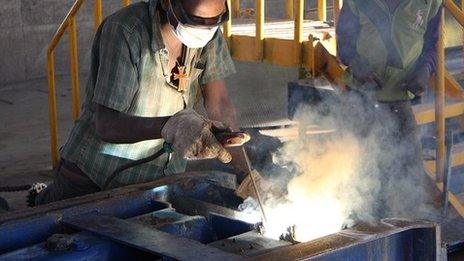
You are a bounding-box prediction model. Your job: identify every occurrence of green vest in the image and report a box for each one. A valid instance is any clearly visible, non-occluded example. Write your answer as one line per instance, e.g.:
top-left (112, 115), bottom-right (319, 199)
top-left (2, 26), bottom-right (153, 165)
top-left (342, 0), bottom-right (442, 101)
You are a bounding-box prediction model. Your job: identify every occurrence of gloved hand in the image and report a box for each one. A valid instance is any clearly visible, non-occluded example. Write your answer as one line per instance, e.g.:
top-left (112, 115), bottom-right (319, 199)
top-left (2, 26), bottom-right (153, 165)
top-left (400, 66), bottom-right (430, 97)
top-left (162, 109), bottom-right (232, 163)
top-left (349, 57), bottom-right (376, 82)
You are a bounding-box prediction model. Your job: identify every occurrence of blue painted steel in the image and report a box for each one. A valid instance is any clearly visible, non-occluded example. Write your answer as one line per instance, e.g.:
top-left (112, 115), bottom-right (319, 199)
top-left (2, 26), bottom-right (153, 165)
top-left (0, 203), bottom-right (255, 260)
top-left (311, 228), bottom-right (437, 261)
top-left (0, 232), bottom-right (158, 260)
top-left (209, 213), bottom-right (256, 240)
top-left (0, 191), bottom-right (169, 254)
top-left (131, 208), bottom-right (217, 243)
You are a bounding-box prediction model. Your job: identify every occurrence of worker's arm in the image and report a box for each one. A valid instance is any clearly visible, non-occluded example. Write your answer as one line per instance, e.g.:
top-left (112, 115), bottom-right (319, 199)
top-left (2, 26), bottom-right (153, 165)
top-left (415, 7), bottom-right (442, 75)
top-left (93, 21), bottom-right (166, 144)
top-left (336, 2), bottom-right (360, 66)
top-left (201, 79), bottom-right (238, 131)
top-left (95, 105), bottom-right (169, 144)
top-left (401, 8), bottom-right (442, 96)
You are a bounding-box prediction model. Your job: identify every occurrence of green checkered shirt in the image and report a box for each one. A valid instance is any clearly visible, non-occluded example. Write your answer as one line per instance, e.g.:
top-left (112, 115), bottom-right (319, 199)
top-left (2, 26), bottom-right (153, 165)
top-left (60, 0), bottom-right (236, 188)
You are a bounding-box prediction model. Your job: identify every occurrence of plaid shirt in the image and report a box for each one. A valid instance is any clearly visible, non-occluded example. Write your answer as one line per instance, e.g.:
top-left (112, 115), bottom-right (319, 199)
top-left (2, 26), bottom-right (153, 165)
top-left (60, 0), bottom-right (236, 188)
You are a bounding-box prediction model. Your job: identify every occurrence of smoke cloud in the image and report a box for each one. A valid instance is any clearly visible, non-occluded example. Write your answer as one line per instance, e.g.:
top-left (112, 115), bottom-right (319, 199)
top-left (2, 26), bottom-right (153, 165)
top-left (247, 85), bottom-right (435, 242)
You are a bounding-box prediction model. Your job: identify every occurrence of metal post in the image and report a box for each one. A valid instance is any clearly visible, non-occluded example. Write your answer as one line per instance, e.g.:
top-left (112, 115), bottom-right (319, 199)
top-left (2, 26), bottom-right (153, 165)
top-left (47, 51), bottom-right (59, 168)
top-left (318, 0), bottom-right (327, 22)
top-left (436, 8), bottom-right (446, 183)
top-left (69, 18), bottom-right (80, 121)
top-left (94, 0), bottom-right (103, 31)
top-left (294, 0), bottom-right (304, 44)
top-left (232, 0), bottom-right (240, 18)
top-left (308, 34), bottom-right (316, 77)
top-left (255, 0), bottom-right (264, 60)
top-left (224, 0), bottom-right (233, 49)
top-left (286, 0), bottom-right (294, 20)
top-left (295, 0), bottom-right (304, 67)
top-left (122, 0), bottom-right (131, 6)
top-left (46, 0), bottom-right (86, 168)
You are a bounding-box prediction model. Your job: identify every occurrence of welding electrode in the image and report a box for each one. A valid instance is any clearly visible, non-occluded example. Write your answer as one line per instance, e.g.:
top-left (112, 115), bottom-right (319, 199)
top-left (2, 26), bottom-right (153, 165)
top-left (240, 147), bottom-right (268, 225)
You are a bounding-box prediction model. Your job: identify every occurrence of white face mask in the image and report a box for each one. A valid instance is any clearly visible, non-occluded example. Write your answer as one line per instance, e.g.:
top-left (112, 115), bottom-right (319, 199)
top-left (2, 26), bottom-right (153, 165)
top-left (170, 22), bottom-right (218, 48)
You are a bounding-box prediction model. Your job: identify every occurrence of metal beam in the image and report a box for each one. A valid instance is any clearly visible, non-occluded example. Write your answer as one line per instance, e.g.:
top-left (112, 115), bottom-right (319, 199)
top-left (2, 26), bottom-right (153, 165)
top-left (252, 219), bottom-right (440, 260)
top-left (255, 0), bottom-right (265, 60)
top-left (63, 214), bottom-right (243, 260)
top-left (318, 0), bottom-right (327, 21)
top-left (94, 0), bottom-right (103, 31)
top-left (69, 18), bottom-right (80, 120)
top-left (286, 0), bottom-right (294, 19)
top-left (0, 171), bottom-right (236, 224)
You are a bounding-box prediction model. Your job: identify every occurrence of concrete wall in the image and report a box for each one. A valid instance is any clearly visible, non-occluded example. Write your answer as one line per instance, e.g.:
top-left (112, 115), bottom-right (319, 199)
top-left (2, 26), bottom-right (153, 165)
top-left (0, 1), bottom-right (462, 86)
top-left (0, 0), bottom-right (143, 86)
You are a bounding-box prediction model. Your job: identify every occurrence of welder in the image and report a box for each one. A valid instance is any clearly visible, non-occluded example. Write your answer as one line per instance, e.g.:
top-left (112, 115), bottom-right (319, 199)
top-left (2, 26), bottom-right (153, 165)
top-left (336, 0), bottom-right (442, 216)
top-left (36, 0), bottom-right (239, 205)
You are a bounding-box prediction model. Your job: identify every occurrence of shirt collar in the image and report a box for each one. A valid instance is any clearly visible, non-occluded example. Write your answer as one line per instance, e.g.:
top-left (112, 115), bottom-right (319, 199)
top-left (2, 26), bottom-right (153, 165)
top-left (149, 0), bottom-right (166, 52)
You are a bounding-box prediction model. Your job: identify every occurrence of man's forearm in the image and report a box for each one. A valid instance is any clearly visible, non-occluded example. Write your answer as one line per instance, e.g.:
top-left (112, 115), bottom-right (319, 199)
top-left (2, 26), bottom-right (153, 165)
top-left (206, 97), bottom-right (238, 131)
top-left (202, 80), bottom-right (239, 131)
top-left (95, 105), bottom-right (169, 143)
top-left (416, 7), bottom-right (442, 74)
top-left (336, 3), bottom-right (361, 66)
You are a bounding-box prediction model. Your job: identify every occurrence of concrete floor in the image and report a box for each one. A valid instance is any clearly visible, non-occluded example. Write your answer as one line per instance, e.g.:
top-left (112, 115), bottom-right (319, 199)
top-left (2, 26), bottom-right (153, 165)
top-left (0, 62), bottom-right (297, 210)
top-left (0, 76), bottom-right (76, 210)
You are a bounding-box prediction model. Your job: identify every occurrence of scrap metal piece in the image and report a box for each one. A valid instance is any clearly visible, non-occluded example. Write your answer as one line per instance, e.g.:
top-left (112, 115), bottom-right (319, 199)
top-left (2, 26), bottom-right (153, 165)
top-left (63, 214), bottom-right (243, 260)
top-left (46, 234), bottom-right (74, 252)
top-left (279, 225), bottom-right (299, 244)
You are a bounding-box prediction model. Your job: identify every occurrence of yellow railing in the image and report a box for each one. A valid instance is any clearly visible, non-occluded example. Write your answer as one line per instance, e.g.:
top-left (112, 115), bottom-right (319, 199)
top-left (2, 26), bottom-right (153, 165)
top-left (435, 0), bottom-right (464, 182)
top-left (47, 0), bottom-right (131, 167)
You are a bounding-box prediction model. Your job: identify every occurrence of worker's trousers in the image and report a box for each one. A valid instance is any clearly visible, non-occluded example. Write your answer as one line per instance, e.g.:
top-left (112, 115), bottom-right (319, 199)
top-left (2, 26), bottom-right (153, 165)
top-left (339, 90), bottom-right (430, 219)
top-left (35, 160), bottom-right (100, 205)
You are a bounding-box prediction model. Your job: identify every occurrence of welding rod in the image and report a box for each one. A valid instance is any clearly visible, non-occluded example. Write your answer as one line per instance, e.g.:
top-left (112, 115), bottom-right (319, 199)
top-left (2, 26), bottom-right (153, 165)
top-left (214, 131), bottom-right (267, 223)
top-left (240, 147), bottom-right (268, 224)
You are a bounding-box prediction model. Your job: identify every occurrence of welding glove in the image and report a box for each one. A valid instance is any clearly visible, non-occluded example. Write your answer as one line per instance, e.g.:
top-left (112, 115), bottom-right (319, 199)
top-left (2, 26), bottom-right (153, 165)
top-left (162, 109), bottom-right (232, 163)
top-left (400, 66), bottom-right (431, 97)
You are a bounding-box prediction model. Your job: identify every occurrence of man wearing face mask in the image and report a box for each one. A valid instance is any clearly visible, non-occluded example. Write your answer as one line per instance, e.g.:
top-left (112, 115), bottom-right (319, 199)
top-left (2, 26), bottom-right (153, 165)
top-left (36, 0), bottom-right (238, 204)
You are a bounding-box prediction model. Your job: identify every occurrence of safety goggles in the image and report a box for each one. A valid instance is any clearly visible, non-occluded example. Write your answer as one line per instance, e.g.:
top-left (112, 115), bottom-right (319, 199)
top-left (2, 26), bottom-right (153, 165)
top-left (167, 0), bottom-right (229, 28)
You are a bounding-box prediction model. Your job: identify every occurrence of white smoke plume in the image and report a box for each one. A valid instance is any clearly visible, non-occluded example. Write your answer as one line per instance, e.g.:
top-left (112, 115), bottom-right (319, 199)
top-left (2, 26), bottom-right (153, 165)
top-left (248, 87), bottom-right (435, 242)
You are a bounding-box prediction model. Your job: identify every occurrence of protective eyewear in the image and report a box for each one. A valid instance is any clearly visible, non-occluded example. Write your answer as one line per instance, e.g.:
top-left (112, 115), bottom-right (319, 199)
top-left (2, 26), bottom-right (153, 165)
top-left (168, 0), bottom-right (229, 28)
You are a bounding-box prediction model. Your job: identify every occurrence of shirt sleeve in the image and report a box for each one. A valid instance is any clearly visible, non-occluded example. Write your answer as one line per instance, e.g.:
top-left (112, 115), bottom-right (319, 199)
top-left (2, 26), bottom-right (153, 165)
top-left (336, 1), bottom-right (361, 66)
top-left (198, 30), bottom-right (236, 85)
top-left (92, 21), bottom-right (139, 112)
top-left (415, 6), bottom-right (442, 74)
